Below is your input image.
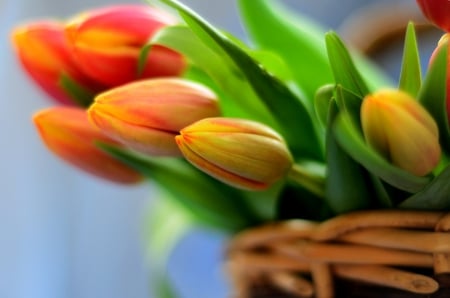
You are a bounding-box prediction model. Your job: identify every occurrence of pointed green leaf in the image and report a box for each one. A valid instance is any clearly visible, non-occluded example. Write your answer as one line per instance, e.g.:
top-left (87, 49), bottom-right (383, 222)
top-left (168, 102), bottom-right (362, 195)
top-left (237, 0), bottom-right (332, 101)
top-left (399, 165), bottom-right (450, 210)
top-left (334, 85), bottom-right (363, 125)
top-left (325, 32), bottom-right (370, 98)
top-left (325, 101), bottom-right (372, 213)
top-left (314, 84), bottom-right (335, 128)
top-left (333, 112), bottom-right (430, 192)
top-left (399, 22), bottom-right (422, 96)
top-left (154, 0), bottom-right (323, 160)
top-left (418, 40), bottom-right (450, 154)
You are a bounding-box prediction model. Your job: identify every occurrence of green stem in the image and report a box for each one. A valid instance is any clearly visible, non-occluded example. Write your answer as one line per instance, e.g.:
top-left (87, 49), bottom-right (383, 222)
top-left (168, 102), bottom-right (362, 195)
top-left (287, 163), bottom-right (326, 198)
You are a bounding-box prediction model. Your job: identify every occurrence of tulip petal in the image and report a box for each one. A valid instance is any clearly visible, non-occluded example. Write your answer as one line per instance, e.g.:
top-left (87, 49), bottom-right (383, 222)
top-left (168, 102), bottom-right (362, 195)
top-left (65, 4), bottom-right (185, 87)
top-left (33, 107), bottom-right (143, 184)
top-left (176, 117), bottom-right (293, 190)
top-left (361, 89), bottom-right (441, 176)
top-left (176, 135), bottom-right (268, 190)
top-left (89, 106), bottom-right (180, 156)
top-left (88, 78), bottom-right (220, 156)
top-left (181, 132), bottom-right (292, 182)
top-left (11, 21), bottom-right (103, 105)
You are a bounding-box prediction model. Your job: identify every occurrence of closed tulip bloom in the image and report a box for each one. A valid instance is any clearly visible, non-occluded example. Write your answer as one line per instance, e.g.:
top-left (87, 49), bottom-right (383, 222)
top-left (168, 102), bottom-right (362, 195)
top-left (88, 78), bottom-right (221, 156)
top-left (175, 117), bottom-right (294, 191)
top-left (11, 21), bottom-right (102, 105)
top-left (361, 89), bottom-right (441, 176)
top-left (33, 107), bottom-right (143, 184)
top-left (65, 4), bottom-right (186, 87)
top-left (416, 0), bottom-right (450, 32)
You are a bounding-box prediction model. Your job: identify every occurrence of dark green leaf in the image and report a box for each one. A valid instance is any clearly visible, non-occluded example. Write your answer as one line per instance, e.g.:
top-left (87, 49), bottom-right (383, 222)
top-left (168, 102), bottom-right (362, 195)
top-left (155, 0), bottom-right (323, 160)
top-left (325, 101), bottom-right (372, 213)
top-left (418, 40), bottom-right (450, 154)
top-left (399, 22), bottom-right (422, 96)
top-left (399, 165), bottom-right (450, 210)
top-left (333, 112), bottom-right (430, 192)
top-left (325, 32), bottom-right (370, 98)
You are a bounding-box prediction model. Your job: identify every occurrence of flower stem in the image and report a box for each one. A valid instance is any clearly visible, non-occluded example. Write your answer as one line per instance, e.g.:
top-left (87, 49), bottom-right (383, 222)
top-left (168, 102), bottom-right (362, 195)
top-left (287, 162), bottom-right (326, 198)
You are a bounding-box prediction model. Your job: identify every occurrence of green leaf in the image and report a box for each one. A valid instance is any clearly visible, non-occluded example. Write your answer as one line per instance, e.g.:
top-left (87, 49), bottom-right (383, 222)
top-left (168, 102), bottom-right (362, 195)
top-left (325, 32), bottom-right (370, 98)
top-left (144, 25), bottom-right (264, 120)
top-left (145, 197), bottom-right (194, 298)
top-left (154, 0), bottom-right (323, 160)
top-left (59, 73), bottom-right (95, 107)
top-left (237, 0), bottom-right (332, 102)
top-left (399, 22), bottom-right (422, 96)
top-left (325, 101), bottom-right (372, 213)
top-left (418, 39), bottom-right (450, 154)
top-left (98, 143), bottom-right (259, 231)
top-left (334, 85), bottom-right (363, 125)
top-left (314, 84), bottom-right (335, 128)
top-left (333, 112), bottom-right (431, 192)
top-left (399, 165), bottom-right (450, 210)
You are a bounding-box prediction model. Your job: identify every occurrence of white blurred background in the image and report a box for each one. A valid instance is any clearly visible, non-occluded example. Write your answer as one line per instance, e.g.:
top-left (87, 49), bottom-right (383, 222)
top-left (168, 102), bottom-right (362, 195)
top-left (0, 0), bottom-right (438, 297)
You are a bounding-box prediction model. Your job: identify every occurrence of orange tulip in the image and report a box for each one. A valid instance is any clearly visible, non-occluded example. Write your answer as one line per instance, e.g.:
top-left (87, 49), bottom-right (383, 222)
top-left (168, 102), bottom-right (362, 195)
top-left (11, 21), bottom-right (103, 105)
top-left (176, 117), bottom-right (293, 190)
top-left (361, 89), bottom-right (441, 176)
top-left (33, 107), bottom-right (143, 184)
top-left (88, 78), bottom-right (221, 156)
top-left (65, 4), bottom-right (186, 87)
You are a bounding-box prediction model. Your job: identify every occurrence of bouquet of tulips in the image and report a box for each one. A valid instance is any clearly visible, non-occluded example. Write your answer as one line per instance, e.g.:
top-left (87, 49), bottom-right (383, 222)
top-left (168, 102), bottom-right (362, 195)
top-left (11, 0), bottom-right (450, 296)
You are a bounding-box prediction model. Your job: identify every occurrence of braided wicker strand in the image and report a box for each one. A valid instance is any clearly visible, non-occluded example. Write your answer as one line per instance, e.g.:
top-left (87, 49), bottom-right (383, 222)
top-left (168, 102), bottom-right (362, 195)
top-left (226, 210), bottom-right (450, 298)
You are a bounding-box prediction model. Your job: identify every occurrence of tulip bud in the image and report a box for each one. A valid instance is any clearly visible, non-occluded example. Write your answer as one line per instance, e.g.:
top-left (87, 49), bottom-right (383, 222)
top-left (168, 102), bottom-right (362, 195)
top-left (175, 117), bottom-right (294, 190)
top-left (65, 4), bottom-right (186, 87)
top-left (361, 89), bottom-right (441, 176)
top-left (33, 107), bottom-right (143, 184)
top-left (88, 78), bottom-right (221, 156)
top-left (11, 21), bottom-right (103, 105)
top-left (416, 0), bottom-right (450, 32)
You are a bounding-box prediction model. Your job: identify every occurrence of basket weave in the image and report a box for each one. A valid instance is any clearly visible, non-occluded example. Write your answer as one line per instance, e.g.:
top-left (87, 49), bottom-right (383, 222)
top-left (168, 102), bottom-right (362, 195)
top-left (226, 210), bottom-right (450, 298)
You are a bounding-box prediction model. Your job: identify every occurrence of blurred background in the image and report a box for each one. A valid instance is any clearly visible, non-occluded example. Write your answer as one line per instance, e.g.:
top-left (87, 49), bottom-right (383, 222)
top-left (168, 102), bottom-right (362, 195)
top-left (0, 0), bottom-right (442, 297)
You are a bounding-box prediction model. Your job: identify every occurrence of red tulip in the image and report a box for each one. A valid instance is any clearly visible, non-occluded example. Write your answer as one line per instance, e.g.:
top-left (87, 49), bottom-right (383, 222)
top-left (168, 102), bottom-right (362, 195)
top-left (11, 21), bottom-right (103, 105)
top-left (65, 4), bottom-right (186, 87)
top-left (33, 107), bottom-right (143, 184)
top-left (416, 0), bottom-right (450, 32)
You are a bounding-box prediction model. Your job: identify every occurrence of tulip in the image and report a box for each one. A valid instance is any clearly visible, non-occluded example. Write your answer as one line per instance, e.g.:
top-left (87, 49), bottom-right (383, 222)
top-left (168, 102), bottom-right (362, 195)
top-left (65, 4), bottom-right (186, 87)
top-left (33, 107), bottom-right (143, 184)
top-left (416, 0), bottom-right (450, 32)
top-left (175, 117), bottom-right (293, 190)
top-left (361, 89), bottom-right (441, 176)
top-left (11, 21), bottom-right (103, 105)
top-left (88, 78), bottom-right (221, 156)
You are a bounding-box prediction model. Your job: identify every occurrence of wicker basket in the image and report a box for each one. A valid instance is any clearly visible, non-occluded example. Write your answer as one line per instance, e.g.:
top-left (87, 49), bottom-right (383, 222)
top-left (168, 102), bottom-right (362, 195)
top-left (226, 210), bottom-right (450, 298)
